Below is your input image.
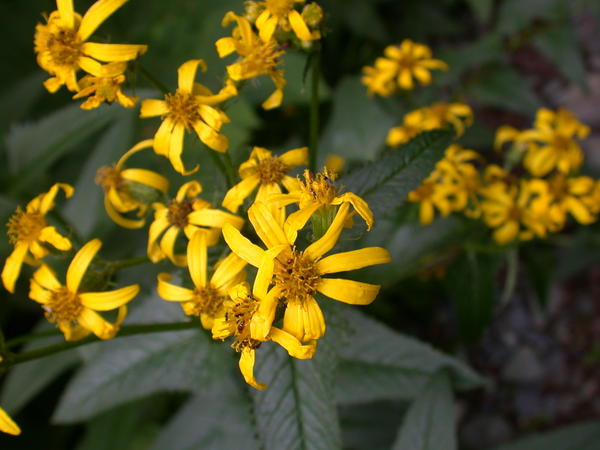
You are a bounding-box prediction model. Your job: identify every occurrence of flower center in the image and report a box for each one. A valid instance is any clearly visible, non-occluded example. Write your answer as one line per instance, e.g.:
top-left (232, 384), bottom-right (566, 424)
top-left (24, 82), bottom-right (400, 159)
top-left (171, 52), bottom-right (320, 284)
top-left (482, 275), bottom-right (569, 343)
top-left (413, 181), bottom-right (435, 200)
top-left (167, 199), bottom-right (194, 228)
top-left (165, 90), bottom-right (201, 130)
top-left (40, 24), bottom-right (83, 68)
top-left (188, 285), bottom-right (225, 317)
top-left (244, 40), bottom-right (283, 75)
top-left (265, 0), bottom-right (295, 17)
top-left (274, 248), bottom-right (320, 302)
top-left (508, 206), bottom-right (521, 221)
top-left (227, 295), bottom-right (262, 352)
top-left (45, 286), bottom-right (82, 323)
top-left (549, 175), bottom-right (568, 200)
top-left (95, 165), bottom-right (123, 192)
top-left (550, 134), bottom-right (571, 151)
top-left (299, 169), bottom-right (337, 205)
top-left (7, 207), bottom-right (47, 244)
top-left (256, 156), bottom-right (289, 184)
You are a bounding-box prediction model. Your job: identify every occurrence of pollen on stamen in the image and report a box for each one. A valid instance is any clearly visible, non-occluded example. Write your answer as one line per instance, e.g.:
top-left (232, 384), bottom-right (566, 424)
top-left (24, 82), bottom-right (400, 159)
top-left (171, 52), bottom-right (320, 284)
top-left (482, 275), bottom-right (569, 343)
top-left (299, 169), bottom-right (338, 204)
top-left (256, 157), bottom-right (289, 184)
top-left (187, 285), bottom-right (225, 317)
top-left (44, 286), bottom-right (82, 324)
top-left (167, 199), bottom-right (194, 228)
top-left (95, 165), bottom-right (123, 192)
top-left (7, 208), bottom-right (47, 244)
top-left (165, 90), bottom-right (201, 130)
top-left (273, 248), bottom-right (320, 302)
top-left (227, 295), bottom-right (261, 352)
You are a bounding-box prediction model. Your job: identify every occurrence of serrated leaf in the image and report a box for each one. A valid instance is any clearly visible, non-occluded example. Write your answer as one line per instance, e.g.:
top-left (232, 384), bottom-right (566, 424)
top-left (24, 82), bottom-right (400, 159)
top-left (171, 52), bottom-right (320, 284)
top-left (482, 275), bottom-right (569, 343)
top-left (318, 76), bottom-right (395, 163)
top-left (333, 308), bottom-right (484, 405)
top-left (151, 374), bottom-right (260, 450)
top-left (391, 371), bottom-right (457, 450)
top-left (339, 130), bottom-right (454, 219)
top-left (252, 342), bottom-right (342, 450)
top-left (533, 24), bottom-right (588, 90)
top-left (468, 64), bottom-right (541, 115)
top-left (53, 328), bottom-right (230, 423)
top-left (0, 322), bottom-right (80, 414)
top-left (490, 421), bottom-right (600, 450)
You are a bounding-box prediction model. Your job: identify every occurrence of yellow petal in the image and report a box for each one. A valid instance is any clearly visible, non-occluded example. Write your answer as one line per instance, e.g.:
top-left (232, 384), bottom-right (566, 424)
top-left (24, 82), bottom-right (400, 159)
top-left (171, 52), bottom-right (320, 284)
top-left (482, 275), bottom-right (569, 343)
top-left (288, 10), bottom-right (313, 41)
top-left (80, 284), bottom-right (139, 311)
top-left (104, 196), bottom-right (145, 229)
top-left (258, 15), bottom-right (278, 42)
top-left (222, 224), bottom-right (264, 268)
top-left (253, 245), bottom-right (286, 299)
top-left (215, 37), bottom-right (236, 58)
top-left (304, 203), bottom-right (350, 260)
top-left (211, 253), bottom-right (247, 291)
top-left (281, 175), bottom-right (301, 193)
top-left (29, 278), bottom-right (53, 304)
top-left (67, 239), bottom-right (102, 292)
top-left (2, 242), bottom-right (28, 293)
top-left (121, 168), bottom-right (169, 193)
top-left (192, 120), bottom-right (228, 153)
top-left (152, 117), bottom-right (174, 156)
top-left (248, 202), bottom-right (289, 248)
top-left (78, 56), bottom-right (104, 77)
top-left (269, 327), bottom-right (317, 360)
top-left (57, 0), bottom-right (75, 29)
top-left (39, 183), bottom-right (74, 215)
top-left (156, 273), bottom-right (195, 301)
top-left (59, 322), bottom-right (91, 341)
top-left (250, 285), bottom-right (282, 341)
top-left (398, 69), bottom-right (413, 90)
top-left (317, 278), bottom-right (380, 305)
top-left (239, 347), bottom-right (266, 390)
top-left (278, 147), bottom-right (308, 168)
top-left (262, 79), bottom-right (284, 110)
top-left (78, 0), bottom-right (128, 40)
top-left (222, 175), bottom-right (261, 213)
top-left (169, 123), bottom-right (197, 175)
top-left (188, 230), bottom-right (207, 288)
top-left (78, 308), bottom-right (117, 340)
top-left (0, 406), bottom-right (21, 436)
top-left (39, 226), bottom-right (72, 251)
top-left (140, 99), bottom-right (168, 118)
top-left (331, 193), bottom-right (374, 230)
top-left (283, 296), bottom-right (326, 342)
top-left (178, 59), bottom-right (206, 94)
top-left (316, 247), bottom-right (391, 274)
top-left (82, 42), bottom-right (147, 62)
top-left (494, 221), bottom-right (519, 245)
top-left (32, 263), bottom-right (61, 290)
top-left (188, 209), bottom-right (244, 230)
top-left (284, 202), bottom-right (321, 245)
top-left (176, 180), bottom-right (202, 201)
top-left (160, 226), bottom-right (185, 266)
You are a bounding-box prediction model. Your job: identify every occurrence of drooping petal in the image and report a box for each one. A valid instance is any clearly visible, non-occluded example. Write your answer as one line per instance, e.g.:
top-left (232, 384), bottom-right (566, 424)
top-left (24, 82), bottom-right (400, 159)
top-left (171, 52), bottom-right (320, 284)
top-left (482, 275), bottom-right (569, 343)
top-left (222, 224), bottom-right (264, 268)
top-left (304, 203), bottom-right (350, 260)
top-left (59, 321), bottom-right (91, 341)
top-left (288, 10), bottom-right (313, 41)
top-left (1, 242), bottom-right (29, 293)
top-left (283, 296), bottom-right (326, 342)
top-left (152, 117), bottom-right (175, 156)
top-left (278, 147), bottom-right (308, 168)
top-left (331, 193), bottom-right (374, 230)
top-left (67, 239), bottom-right (102, 292)
top-left (156, 273), bottom-right (195, 301)
top-left (317, 278), bottom-right (380, 305)
top-left (39, 226), bottom-right (72, 251)
top-left (248, 202), bottom-right (289, 248)
top-left (192, 120), bottom-right (228, 153)
top-left (78, 308), bottom-right (117, 339)
top-left (39, 183), bottom-right (74, 215)
top-left (270, 327), bottom-right (317, 360)
top-left (222, 175), bottom-right (261, 213)
top-left (82, 42), bottom-right (147, 62)
top-left (283, 202), bottom-right (321, 245)
top-left (80, 284), bottom-right (139, 311)
top-left (188, 209), bottom-right (244, 230)
top-left (169, 123), bottom-right (199, 175)
top-left (105, 196), bottom-right (145, 229)
top-left (78, 0), bottom-right (128, 40)
top-left (187, 230), bottom-right (207, 288)
top-left (32, 264), bottom-right (61, 290)
top-left (239, 347), bottom-right (266, 390)
top-left (121, 168), bottom-right (169, 192)
top-left (316, 247), bottom-right (391, 274)
top-left (178, 59), bottom-right (206, 94)
top-left (253, 245), bottom-right (286, 299)
top-left (0, 407), bottom-right (21, 436)
top-left (211, 253), bottom-right (248, 291)
top-left (250, 286), bottom-right (282, 341)
top-left (139, 99), bottom-right (168, 118)
top-left (215, 37), bottom-right (236, 58)
top-left (160, 226), bottom-right (185, 267)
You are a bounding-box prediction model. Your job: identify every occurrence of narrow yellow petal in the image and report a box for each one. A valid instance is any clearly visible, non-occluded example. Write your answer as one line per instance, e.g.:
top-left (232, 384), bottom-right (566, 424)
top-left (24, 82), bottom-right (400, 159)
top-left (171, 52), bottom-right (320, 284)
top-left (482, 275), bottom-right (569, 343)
top-left (80, 284), bottom-right (139, 311)
top-left (248, 202), bottom-right (289, 248)
top-left (59, 322), bottom-right (91, 341)
top-left (250, 286), bottom-right (282, 341)
top-left (67, 239), bottom-right (102, 292)
top-left (304, 203), bottom-right (350, 260)
top-left (316, 247), bottom-right (391, 275)
top-left (39, 183), bottom-right (74, 215)
top-left (258, 15), bottom-right (278, 42)
top-left (156, 273), bottom-right (195, 301)
top-left (211, 253), bottom-right (247, 291)
top-left (331, 193), bottom-right (374, 230)
top-left (278, 147), bottom-right (308, 168)
top-left (29, 279), bottom-right (53, 304)
top-left (78, 308), bottom-right (117, 340)
top-left (39, 226), bottom-right (72, 251)
top-left (284, 202), bottom-right (321, 245)
top-left (57, 0), bottom-right (75, 29)
top-left (176, 180), bottom-right (202, 201)
top-left (239, 347), bottom-right (266, 390)
top-left (283, 297), bottom-right (326, 342)
top-left (188, 209), bottom-right (244, 231)
top-left (178, 59), bottom-right (206, 94)
top-left (78, 0), bottom-right (129, 41)
top-left (104, 196), bottom-right (145, 229)
top-left (269, 327), bottom-right (317, 360)
top-left (317, 278), bottom-right (380, 305)
top-left (192, 120), bottom-right (228, 153)
top-left (2, 242), bottom-right (29, 293)
top-left (78, 56), bottom-right (104, 77)
top-left (82, 42), bottom-right (147, 62)
top-left (160, 226), bottom-right (185, 266)
top-left (222, 224), bottom-right (264, 268)
top-left (253, 245), bottom-right (285, 299)
top-left (187, 230), bottom-right (207, 288)
top-left (140, 99), bottom-right (168, 118)
top-left (215, 37), bottom-right (236, 58)
top-left (288, 10), bottom-right (313, 41)
top-left (121, 168), bottom-right (169, 193)
top-left (0, 407), bottom-right (21, 436)
top-left (32, 264), bottom-right (61, 290)
top-left (222, 175), bottom-right (261, 213)
top-left (168, 123), bottom-right (196, 175)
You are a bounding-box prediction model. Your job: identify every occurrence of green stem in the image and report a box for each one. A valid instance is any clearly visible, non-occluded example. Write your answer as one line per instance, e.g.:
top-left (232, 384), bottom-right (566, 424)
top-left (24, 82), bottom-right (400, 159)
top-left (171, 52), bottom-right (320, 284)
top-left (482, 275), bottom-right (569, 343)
top-left (309, 51), bottom-right (320, 172)
top-left (221, 152), bottom-right (237, 187)
top-left (207, 150), bottom-right (233, 188)
top-left (137, 63), bottom-right (170, 95)
top-left (0, 321), bottom-right (198, 370)
top-left (107, 255), bottom-right (150, 271)
top-left (4, 329), bottom-right (59, 349)
top-left (500, 248), bottom-right (519, 307)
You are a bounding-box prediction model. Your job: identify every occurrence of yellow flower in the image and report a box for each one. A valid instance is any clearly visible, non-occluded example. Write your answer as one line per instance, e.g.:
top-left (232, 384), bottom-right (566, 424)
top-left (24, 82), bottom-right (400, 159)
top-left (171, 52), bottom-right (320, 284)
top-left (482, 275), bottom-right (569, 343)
top-left (212, 282), bottom-right (316, 390)
top-left (362, 40), bottom-right (448, 96)
top-left (386, 109), bottom-right (428, 147)
top-left (435, 145), bottom-right (481, 216)
top-left (148, 181), bottom-right (244, 267)
top-left (157, 231), bottom-right (247, 330)
top-left (271, 168), bottom-right (374, 233)
top-left (546, 173), bottom-right (597, 231)
top-left (223, 202), bottom-right (390, 343)
top-left (216, 13), bottom-right (286, 110)
top-left (0, 405), bottom-right (20, 436)
top-left (95, 139), bottom-right (169, 229)
top-left (2, 184), bottom-right (73, 293)
top-left (480, 180), bottom-right (551, 245)
top-left (29, 239), bottom-right (139, 340)
top-left (408, 175), bottom-right (458, 225)
top-left (140, 60), bottom-right (237, 175)
top-left (222, 146), bottom-right (307, 215)
top-left (72, 61), bottom-right (137, 109)
top-left (245, 0), bottom-right (319, 42)
top-left (324, 154), bottom-right (345, 175)
top-left (34, 0), bottom-right (147, 93)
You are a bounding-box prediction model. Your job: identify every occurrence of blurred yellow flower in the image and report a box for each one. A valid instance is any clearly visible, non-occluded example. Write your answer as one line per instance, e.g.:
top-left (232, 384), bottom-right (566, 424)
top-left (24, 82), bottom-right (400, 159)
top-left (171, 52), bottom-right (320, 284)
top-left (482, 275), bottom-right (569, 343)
top-left (29, 239), bottom-right (139, 340)
top-left (245, 0), bottom-right (320, 42)
top-left (72, 61), bottom-right (137, 109)
top-left (34, 0), bottom-right (146, 93)
top-left (2, 184), bottom-right (73, 293)
top-left (546, 173), bottom-right (597, 231)
top-left (140, 60), bottom-right (237, 174)
top-left (408, 175), bottom-right (458, 225)
top-left (0, 406), bottom-right (20, 436)
top-left (95, 139), bottom-right (169, 229)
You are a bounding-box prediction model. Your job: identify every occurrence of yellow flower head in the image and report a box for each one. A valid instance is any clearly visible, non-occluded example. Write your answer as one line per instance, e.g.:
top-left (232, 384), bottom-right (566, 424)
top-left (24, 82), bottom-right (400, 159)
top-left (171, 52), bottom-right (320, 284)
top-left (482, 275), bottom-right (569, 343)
top-left (223, 202), bottom-right (390, 344)
top-left (271, 168), bottom-right (375, 233)
top-left (408, 174), bottom-right (457, 225)
top-left (211, 282), bottom-right (316, 390)
top-left (2, 184), bottom-right (74, 293)
top-left (140, 60), bottom-right (237, 175)
top-left (29, 239), bottom-right (139, 341)
top-left (157, 231), bottom-right (247, 330)
top-left (34, 0), bottom-right (147, 93)
top-left (216, 13), bottom-right (286, 110)
top-left (546, 173), bottom-right (598, 231)
top-left (362, 39), bottom-right (448, 96)
top-left (387, 109), bottom-right (428, 147)
top-left (95, 139), bottom-right (169, 229)
top-left (222, 146), bottom-right (308, 214)
top-left (148, 181), bottom-right (244, 267)
top-left (0, 406), bottom-right (20, 436)
top-left (245, 0), bottom-right (320, 43)
top-left (72, 61), bottom-right (137, 109)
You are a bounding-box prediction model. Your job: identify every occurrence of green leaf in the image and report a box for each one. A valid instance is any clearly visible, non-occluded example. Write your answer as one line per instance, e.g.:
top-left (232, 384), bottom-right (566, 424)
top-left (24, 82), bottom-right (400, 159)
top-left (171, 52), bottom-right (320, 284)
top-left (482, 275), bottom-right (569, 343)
top-left (490, 421), bottom-right (600, 450)
top-left (5, 103), bottom-right (119, 193)
top-left (467, 64), bottom-right (542, 115)
top-left (151, 375), bottom-right (260, 450)
top-left (334, 308), bottom-right (484, 405)
top-left (0, 322), bottom-right (80, 414)
top-left (465, 0), bottom-right (494, 24)
top-left (391, 371), bottom-right (457, 450)
top-left (0, 72), bottom-right (45, 136)
top-left (445, 250), bottom-right (500, 345)
top-left (339, 130), bottom-right (454, 219)
top-left (338, 0), bottom-right (388, 42)
top-left (52, 327), bottom-right (230, 423)
top-left (318, 76), bottom-right (396, 163)
top-left (496, 0), bottom-right (565, 35)
top-left (533, 24), bottom-right (588, 89)
top-left (251, 342), bottom-right (342, 450)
